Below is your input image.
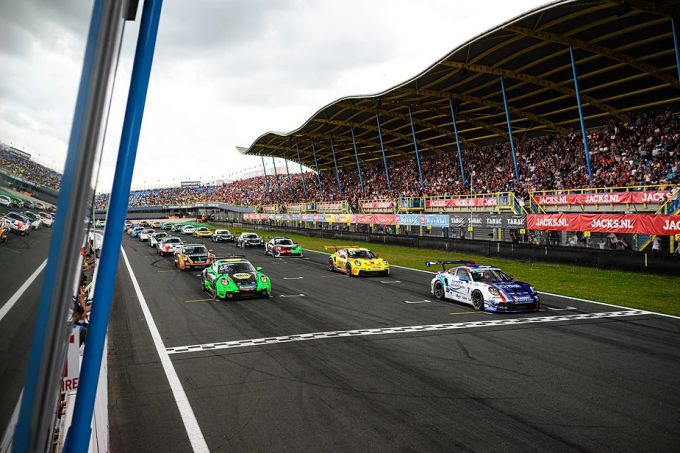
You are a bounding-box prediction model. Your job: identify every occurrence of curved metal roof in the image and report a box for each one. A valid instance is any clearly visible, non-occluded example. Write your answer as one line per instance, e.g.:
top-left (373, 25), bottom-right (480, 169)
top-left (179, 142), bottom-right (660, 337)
top-left (241, 0), bottom-right (680, 173)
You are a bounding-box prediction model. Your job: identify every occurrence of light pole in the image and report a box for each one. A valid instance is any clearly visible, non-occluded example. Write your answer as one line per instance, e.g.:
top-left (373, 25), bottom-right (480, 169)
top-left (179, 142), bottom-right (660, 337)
top-left (469, 171), bottom-right (476, 240)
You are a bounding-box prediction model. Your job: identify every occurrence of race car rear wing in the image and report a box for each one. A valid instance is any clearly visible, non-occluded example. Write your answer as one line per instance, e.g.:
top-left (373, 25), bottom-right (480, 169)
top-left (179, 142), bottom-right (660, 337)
top-left (425, 260), bottom-right (476, 272)
top-left (323, 245), bottom-right (360, 251)
top-left (213, 255), bottom-right (246, 260)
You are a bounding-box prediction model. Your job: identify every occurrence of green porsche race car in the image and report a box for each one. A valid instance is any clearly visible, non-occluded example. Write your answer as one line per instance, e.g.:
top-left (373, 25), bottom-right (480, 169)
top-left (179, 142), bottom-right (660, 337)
top-left (200, 256), bottom-right (271, 300)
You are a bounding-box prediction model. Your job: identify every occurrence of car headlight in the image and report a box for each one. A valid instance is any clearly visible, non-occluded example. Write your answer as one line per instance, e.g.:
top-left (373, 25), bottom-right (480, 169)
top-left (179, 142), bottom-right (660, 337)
top-left (488, 287), bottom-right (500, 297)
top-left (354, 260), bottom-right (361, 266)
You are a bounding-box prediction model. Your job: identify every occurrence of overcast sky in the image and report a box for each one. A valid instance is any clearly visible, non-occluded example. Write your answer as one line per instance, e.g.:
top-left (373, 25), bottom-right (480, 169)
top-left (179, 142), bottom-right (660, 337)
top-left (0, 0), bottom-right (545, 191)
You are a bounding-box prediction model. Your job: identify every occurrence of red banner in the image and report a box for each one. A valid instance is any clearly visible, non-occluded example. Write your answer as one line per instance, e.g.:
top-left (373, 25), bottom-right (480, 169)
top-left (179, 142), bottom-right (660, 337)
top-left (354, 214), bottom-right (397, 225)
top-left (286, 203), bottom-right (305, 212)
top-left (359, 200), bottom-right (395, 210)
top-left (527, 214), bottom-right (680, 235)
top-left (426, 197), bottom-right (497, 208)
top-left (531, 191), bottom-right (671, 206)
top-left (316, 202), bottom-right (344, 211)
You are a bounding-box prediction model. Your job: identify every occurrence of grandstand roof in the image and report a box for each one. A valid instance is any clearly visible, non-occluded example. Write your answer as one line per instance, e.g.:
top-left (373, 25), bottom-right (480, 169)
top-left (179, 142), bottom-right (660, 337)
top-left (240, 0), bottom-right (680, 173)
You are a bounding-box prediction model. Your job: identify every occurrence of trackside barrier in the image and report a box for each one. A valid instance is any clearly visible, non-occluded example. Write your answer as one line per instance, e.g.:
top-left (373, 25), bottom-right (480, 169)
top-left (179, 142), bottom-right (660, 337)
top-left (232, 222), bottom-right (680, 276)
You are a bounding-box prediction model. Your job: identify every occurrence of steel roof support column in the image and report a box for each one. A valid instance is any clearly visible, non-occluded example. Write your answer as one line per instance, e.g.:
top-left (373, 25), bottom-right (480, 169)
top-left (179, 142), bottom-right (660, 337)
top-left (14, 1), bottom-right (124, 451)
top-left (569, 46), bottom-right (593, 180)
top-left (284, 156), bottom-right (295, 200)
top-left (271, 157), bottom-right (281, 193)
top-left (673, 19), bottom-right (680, 85)
top-left (407, 105), bottom-right (425, 190)
top-left (311, 142), bottom-right (324, 199)
top-left (64, 2), bottom-right (163, 451)
top-left (329, 139), bottom-right (343, 197)
top-left (375, 113), bottom-right (392, 193)
top-left (500, 77), bottom-right (520, 183)
top-left (448, 98), bottom-right (467, 186)
top-left (350, 127), bottom-right (364, 194)
top-left (261, 156), bottom-right (272, 200)
top-left (295, 142), bottom-right (307, 198)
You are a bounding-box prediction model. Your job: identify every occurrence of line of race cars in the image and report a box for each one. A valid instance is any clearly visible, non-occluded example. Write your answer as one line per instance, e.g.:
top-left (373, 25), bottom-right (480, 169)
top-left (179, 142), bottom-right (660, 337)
top-left (1, 209), bottom-right (54, 243)
top-left (122, 220), bottom-right (540, 312)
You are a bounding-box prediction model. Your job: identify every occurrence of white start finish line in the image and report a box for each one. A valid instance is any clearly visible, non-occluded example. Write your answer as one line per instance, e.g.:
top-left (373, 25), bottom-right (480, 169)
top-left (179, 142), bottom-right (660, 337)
top-left (166, 310), bottom-right (647, 355)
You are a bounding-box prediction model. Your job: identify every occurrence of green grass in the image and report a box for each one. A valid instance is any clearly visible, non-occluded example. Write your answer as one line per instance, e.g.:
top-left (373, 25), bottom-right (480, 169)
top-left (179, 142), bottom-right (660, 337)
top-left (205, 223), bottom-right (680, 316)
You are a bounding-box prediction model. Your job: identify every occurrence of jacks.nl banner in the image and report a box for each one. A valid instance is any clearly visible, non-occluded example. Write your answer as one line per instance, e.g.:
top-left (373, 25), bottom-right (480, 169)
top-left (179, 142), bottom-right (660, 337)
top-left (527, 213), bottom-right (680, 235)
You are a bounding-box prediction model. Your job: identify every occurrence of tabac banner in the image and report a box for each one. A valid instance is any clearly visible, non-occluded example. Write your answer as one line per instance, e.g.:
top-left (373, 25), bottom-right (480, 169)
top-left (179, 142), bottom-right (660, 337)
top-left (527, 213), bottom-right (680, 235)
top-left (449, 214), bottom-right (525, 229)
top-left (531, 191), bottom-right (672, 206)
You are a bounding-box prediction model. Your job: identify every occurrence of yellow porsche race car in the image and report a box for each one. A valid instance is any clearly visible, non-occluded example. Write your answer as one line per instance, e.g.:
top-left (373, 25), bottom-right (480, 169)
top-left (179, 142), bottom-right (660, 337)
top-left (325, 245), bottom-right (389, 277)
top-left (193, 226), bottom-right (214, 238)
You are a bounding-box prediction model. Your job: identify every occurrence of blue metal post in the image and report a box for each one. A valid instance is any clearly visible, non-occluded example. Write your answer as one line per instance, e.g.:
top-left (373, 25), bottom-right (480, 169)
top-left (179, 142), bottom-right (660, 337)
top-left (272, 156), bottom-right (281, 193)
top-left (329, 139), bottom-right (343, 197)
top-left (375, 113), bottom-right (392, 192)
top-left (311, 142), bottom-right (324, 199)
top-left (295, 141), bottom-right (307, 197)
top-left (407, 105), bottom-right (425, 189)
top-left (569, 46), bottom-right (593, 180)
top-left (261, 156), bottom-right (272, 198)
top-left (448, 98), bottom-right (467, 185)
top-left (284, 156), bottom-right (294, 199)
top-left (673, 19), bottom-right (680, 83)
top-left (350, 128), bottom-right (364, 194)
top-left (63, 1), bottom-right (163, 452)
top-left (500, 77), bottom-right (520, 183)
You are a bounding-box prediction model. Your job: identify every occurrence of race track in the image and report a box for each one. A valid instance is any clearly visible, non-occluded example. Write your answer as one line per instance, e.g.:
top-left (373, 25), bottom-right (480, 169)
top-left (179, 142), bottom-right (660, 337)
top-left (0, 206), bottom-right (50, 436)
top-left (108, 232), bottom-right (680, 452)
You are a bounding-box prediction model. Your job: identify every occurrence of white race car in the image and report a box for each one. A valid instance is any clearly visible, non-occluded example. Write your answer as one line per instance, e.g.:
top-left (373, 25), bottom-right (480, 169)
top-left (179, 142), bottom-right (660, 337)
top-left (427, 260), bottom-right (540, 312)
top-left (39, 212), bottom-right (54, 227)
top-left (4, 212), bottom-right (31, 236)
top-left (22, 211), bottom-right (42, 230)
top-left (139, 228), bottom-right (155, 241)
top-left (0, 195), bottom-right (11, 207)
top-left (181, 225), bottom-right (196, 235)
top-left (149, 231), bottom-right (169, 248)
top-left (157, 236), bottom-right (183, 256)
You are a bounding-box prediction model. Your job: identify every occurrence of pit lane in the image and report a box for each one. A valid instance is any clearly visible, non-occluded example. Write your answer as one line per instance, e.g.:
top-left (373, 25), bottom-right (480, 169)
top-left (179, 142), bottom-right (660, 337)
top-left (109, 232), bottom-right (680, 452)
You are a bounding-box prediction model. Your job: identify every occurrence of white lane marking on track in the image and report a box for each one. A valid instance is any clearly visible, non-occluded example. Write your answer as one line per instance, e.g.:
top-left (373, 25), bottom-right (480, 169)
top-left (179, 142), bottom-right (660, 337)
top-left (302, 249), bottom-right (680, 320)
top-left (121, 247), bottom-right (210, 452)
top-left (0, 259), bottom-right (47, 323)
top-left (282, 277), bottom-right (303, 280)
top-left (166, 310), bottom-right (647, 355)
top-left (546, 306), bottom-right (577, 311)
top-left (404, 300), bottom-right (432, 304)
top-left (380, 280), bottom-right (401, 284)
top-left (279, 294), bottom-right (305, 298)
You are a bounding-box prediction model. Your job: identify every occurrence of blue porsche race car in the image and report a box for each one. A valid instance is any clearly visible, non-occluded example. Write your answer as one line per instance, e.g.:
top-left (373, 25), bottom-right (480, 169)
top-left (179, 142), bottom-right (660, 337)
top-left (426, 260), bottom-right (540, 312)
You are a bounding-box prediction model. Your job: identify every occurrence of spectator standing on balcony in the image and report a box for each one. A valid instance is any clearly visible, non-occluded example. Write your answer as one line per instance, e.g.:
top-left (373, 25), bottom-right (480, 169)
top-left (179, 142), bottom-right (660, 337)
top-left (652, 236), bottom-right (661, 253)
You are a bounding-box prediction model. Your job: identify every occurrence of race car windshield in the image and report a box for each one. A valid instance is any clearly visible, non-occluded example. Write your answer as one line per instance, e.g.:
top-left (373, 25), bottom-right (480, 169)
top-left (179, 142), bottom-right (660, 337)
top-left (185, 246), bottom-right (207, 254)
top-left (275, 239), bottom-right (293, 245)
top-left (218, 262), bottom-right (255, 274)
top-left (245, 234), bottom-right (258, 239)
top-left (470, 269), bottom-right (512, 282)
top-left (166, 238), bottom-right (180, 243)
top-left (348, 250), bottom-right (375, 259)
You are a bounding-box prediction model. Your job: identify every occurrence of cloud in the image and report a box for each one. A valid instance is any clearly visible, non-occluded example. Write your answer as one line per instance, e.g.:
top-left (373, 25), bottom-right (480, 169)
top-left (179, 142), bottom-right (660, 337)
top-left (0, 0), bottom-right (546, 191)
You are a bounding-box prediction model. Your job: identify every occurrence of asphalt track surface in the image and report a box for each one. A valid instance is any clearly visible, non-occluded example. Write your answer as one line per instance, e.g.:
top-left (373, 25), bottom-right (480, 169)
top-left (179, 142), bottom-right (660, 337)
top-left (108, 231), bottom-right (680, 453)
top-left (0, 206), bottom-right (51, 436)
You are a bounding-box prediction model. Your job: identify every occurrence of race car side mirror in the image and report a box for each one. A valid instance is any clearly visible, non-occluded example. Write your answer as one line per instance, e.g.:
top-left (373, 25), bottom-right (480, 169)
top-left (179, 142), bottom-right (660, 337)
top-left (256, 266), bottom-right (262, 271)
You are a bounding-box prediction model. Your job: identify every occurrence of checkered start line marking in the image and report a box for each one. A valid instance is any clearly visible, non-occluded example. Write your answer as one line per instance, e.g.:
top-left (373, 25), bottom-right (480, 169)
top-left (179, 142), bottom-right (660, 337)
top-left (166, 310), bottom-right (646, 355)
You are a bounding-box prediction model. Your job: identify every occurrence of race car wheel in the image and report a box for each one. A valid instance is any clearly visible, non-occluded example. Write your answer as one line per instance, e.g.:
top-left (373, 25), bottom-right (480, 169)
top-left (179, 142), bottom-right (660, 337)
top-left (471, 291), bottom-right (485, 311)
top-left (433, 282), bottom-right (445, 300)
top-left (345, 263), bottom-right (353, 277)
top-left (274, 250), bottom-right (281, 258)
top-left (327, 259), bottom-right (334, 272)
top-left (200, 279), bottom-right (206, 292)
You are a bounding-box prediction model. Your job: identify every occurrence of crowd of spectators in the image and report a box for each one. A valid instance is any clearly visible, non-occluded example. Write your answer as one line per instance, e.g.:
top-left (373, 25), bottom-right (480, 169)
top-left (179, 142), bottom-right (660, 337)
top-left (0, 149), bottom-right (62, 191)
top-left (6, 110), bottom-right (679, 210)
